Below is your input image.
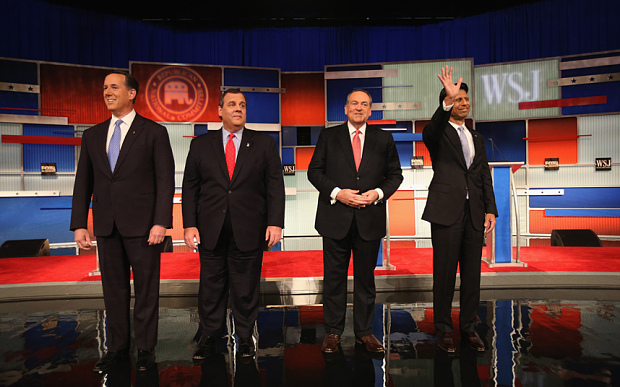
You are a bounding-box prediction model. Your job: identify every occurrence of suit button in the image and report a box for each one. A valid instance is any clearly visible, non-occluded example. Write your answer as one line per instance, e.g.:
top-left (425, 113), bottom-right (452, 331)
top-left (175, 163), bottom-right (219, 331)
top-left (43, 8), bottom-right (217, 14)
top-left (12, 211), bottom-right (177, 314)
top-left (356, 177), bottom-right (360, 180)
top-left (228, 190), bottom-right (232, 194)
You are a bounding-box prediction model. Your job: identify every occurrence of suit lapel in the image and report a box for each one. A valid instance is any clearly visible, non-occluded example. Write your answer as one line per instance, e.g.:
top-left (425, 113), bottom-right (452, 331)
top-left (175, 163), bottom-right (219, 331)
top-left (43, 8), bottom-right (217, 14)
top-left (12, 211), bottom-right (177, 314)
top-left (446, 124), bottom-right (469, 169)
top-left (113, 115), bottom-right (144, 174)
top-left (231, 128), bottom-right (252, 183)
top-left (336, 124), bottom-right (357, 171)
top-left (93, 119), bottom-right (113, 175)
top-left (359, 126), bottom-right (377, 171)
top-left (211, 130), bottom-right (230, 180)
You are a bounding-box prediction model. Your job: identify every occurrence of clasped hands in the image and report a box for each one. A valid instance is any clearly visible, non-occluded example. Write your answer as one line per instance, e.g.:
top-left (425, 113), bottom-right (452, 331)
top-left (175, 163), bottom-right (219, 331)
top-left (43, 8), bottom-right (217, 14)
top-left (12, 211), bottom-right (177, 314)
top-left (336, 189), bottom-right (378, 209)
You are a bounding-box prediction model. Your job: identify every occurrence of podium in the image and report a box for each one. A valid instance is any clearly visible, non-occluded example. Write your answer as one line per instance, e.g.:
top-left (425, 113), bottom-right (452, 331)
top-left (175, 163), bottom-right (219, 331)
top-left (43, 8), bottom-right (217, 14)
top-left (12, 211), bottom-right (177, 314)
top-left (483, 162), bottom-right (527, 267)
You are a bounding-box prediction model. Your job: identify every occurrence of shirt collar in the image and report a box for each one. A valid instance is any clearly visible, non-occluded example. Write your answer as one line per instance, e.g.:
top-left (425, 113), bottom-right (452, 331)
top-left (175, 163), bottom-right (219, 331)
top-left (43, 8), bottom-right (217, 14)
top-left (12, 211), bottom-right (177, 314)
top-left (347, 121), bottom-right (366, 135)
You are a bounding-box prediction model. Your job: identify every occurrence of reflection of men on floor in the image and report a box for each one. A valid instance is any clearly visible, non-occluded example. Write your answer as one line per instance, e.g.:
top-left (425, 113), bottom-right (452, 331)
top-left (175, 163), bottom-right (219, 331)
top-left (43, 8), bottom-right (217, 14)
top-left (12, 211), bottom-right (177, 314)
top-left (308, 89), bottom-right (403, 354)
top-left (422, 66), bottom-right (497, 354)
top-left (183, 89), bottom-right (285, 361)
top-left (70, 71), bottom-right (175, 373)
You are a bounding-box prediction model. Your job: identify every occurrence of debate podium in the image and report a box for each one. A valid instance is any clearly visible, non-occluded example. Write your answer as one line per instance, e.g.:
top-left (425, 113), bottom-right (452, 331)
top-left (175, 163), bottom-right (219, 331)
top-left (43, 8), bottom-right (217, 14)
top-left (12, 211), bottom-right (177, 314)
top-left (484, 162), bottom-right (527, 267)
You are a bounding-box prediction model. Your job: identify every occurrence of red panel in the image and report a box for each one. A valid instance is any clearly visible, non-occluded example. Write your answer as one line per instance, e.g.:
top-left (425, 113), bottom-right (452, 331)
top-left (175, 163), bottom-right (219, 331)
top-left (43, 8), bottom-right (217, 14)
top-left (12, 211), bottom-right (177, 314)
top-left (281, 73), bottom-right (325, 125)
top-left (2, 135), bottom-right (82, 145)
top-left (131, 63), bottom-right (222, 123)
top-left (414, 120), bottom-right (431, 166)
top-left (295, 147), bottom-right (315, 171)
top-left (40, 64), bottom-right (111, 125)
top-left (519, 96), bottom-right (606, 109)
top-left (529, 210), bottom-right (620, 235)
top-left (388, 191), bottom-right (416, 236)
top-left (527, 117), bottom-right (578, 165)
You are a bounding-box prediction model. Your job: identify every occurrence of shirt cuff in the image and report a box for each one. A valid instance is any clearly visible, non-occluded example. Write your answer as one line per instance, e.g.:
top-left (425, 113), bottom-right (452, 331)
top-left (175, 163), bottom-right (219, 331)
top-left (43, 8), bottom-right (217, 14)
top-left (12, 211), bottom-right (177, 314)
top-left (374, 188), bottom-right (384, 204)
top-left (442, 100), bottom-right (454, 111)
top-left (330, 187), bottom-right (341, 205)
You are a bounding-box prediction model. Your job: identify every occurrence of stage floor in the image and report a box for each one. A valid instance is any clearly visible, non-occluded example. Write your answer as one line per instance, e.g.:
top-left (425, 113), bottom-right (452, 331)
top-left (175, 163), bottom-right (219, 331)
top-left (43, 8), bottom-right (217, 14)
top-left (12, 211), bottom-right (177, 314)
top-left (1, 291), bottom-right (620, 386)
top-left (1, 246), bottom-right (620, 385)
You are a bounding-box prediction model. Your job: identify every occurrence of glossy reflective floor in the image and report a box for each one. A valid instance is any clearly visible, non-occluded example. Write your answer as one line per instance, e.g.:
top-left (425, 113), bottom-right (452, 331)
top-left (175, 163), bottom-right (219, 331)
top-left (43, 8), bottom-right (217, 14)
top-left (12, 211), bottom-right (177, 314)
top-left (1, 292), bottom-right (620, 386)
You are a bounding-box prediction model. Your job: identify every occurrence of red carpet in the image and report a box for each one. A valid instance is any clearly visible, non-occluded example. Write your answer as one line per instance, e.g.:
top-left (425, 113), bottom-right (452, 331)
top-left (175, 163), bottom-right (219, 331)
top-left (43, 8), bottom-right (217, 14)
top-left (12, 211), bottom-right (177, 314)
top-left (0, 247), bottom-right (619, 285)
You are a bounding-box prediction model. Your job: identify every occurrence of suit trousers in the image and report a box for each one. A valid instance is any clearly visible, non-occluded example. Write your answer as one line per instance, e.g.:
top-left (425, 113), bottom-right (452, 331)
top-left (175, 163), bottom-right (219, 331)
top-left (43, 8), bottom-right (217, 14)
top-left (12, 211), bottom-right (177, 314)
top-left (431, 200), bottom-right (484, 334)
top-left (96, 224), bottom-right (161, 351)
top-left (322, 219), bottom-right (380, 337)
top-left (197, 211), bottom-right (263, 339)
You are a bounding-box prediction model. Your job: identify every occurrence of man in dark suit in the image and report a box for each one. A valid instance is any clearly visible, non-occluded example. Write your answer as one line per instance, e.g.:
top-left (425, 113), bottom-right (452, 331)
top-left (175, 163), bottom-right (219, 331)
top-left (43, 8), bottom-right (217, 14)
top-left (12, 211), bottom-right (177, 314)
top-left (422, 66), bottom-right (497, 354)
top-left (308, 89), bottom-right (403, 354)
top-left (182, 88), bottom-right (285, 361)
top-left (70, 71), bottom-right (175, 372)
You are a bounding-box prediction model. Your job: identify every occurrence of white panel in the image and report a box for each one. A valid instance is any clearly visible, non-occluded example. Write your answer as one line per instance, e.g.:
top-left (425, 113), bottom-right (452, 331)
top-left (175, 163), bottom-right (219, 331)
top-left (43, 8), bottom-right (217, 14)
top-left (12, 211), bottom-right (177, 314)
top-left (474, 59), bottom-right (560, 121)
top-left (162, 123), bottom-right (193, 171)
top-left (284, 191), bottom-right (319, 237)
top-left (24, 175), bottom-right (75, 194)
top-left (578, 115), bottom-right (620, 163)
top-left (0, 176), bottom-right (22, 191)
top-left (384, 60), bottom-right (472, 120)
top-left (0, 123), bottom-right (22, 172)
top-left (527, 165), bottom-right (620, 187)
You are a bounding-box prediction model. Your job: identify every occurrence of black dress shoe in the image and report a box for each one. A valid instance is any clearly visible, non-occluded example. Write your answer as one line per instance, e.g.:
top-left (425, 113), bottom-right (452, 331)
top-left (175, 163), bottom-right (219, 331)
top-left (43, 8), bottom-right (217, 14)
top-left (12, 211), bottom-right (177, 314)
top-left (136, 349), bottom-right (156, 372)
top-left (238, 337), bottom-right (255, 358)
top-left (436, 332), bottom-right (456, 354)
top-left (93, 349), bottom-right (129, 374)
top-left (193, 336), bottom-right (217, 364)
top-left (462, 331), bottom-right (485, 352)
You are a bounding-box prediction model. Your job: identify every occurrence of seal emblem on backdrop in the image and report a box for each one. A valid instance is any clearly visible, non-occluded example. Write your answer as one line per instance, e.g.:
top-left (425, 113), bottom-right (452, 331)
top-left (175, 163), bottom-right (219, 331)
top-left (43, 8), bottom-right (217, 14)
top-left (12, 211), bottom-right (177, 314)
top-left (146, 66), bottom-right (208, 122)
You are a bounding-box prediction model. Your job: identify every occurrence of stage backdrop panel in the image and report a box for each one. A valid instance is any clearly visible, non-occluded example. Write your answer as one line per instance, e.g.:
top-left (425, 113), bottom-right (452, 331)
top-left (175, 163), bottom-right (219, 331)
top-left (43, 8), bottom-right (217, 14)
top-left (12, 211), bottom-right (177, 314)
top-left (131, 63), bottom-right (223, 123)
top-left (559, 52), bottom-right (620, 116)
top-left (475, 120), bottom-right (527, 163)
top-left (325, 64), bottom-right (384, 123)
top-left (527, 117), bottom-right (578, 165)
top-left (281, 72), bottom-right (324, 126)
top-left (474, 59), bottom-right (560, 121)
top-left (22, 124), bottom-right (75, 173)
top-left (383, 59), bottom-right (473, 120)
top-left (40, 63), bottom-right (114, 125)
top-left (0, 59), bottom-right (39, 116)
top-left (223, 67), bottom-right (280, 124)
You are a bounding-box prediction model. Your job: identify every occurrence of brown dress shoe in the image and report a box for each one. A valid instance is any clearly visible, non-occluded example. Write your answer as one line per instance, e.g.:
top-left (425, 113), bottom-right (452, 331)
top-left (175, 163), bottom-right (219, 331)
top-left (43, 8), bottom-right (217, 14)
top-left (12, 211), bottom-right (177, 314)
top-left (462, 331), bottom-right (485, 352)
top-left (437, 332), bottom-right (456, 353)
top-left (321, 334), bottom-right (341, 353)
top-left (355, 334), bottom-right (385, 353)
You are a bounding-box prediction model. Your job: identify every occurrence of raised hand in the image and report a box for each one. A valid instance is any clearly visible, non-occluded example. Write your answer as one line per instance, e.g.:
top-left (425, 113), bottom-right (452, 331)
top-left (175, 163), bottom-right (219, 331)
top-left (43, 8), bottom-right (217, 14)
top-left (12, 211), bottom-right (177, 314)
top-left (437, 65), bottom-right (463, 103)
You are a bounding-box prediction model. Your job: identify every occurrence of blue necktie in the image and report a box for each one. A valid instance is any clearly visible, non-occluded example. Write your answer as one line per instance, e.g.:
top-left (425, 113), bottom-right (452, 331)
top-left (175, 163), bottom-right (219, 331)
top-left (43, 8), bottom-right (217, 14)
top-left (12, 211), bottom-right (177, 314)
top-left (108, 119), bottom-right (122, 172)
top-left (457, 126), bottom-right (472, 169)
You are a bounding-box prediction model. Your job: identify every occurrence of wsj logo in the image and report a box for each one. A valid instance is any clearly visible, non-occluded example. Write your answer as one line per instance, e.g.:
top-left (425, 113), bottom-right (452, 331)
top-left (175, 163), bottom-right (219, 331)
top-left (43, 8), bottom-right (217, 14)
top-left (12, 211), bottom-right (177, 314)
top-left (596, 158), bottom-right (612, 171)
top-left (283, 165), bottom-right (296, 175)
top-left (480, 70), bottom-right (540, 105)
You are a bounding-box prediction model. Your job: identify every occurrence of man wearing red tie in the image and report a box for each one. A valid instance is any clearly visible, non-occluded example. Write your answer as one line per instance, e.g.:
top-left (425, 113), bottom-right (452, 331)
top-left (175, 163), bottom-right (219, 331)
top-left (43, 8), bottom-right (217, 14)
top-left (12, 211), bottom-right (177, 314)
top-left (308, 89), bottom-right (403, 354)
top-left (182, 89), bottom-right (285, 361)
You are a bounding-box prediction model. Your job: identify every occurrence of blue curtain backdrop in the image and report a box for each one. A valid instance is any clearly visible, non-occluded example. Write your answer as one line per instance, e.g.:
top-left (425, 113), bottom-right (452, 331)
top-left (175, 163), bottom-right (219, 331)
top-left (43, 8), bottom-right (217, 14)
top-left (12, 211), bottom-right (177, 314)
top-left (0, 0), bottom-right (619, 71)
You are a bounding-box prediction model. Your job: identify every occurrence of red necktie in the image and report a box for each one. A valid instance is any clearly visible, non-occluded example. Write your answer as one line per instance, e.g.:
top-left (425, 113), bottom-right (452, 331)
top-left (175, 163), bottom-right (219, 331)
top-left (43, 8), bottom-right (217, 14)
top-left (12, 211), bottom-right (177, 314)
top-left (352, 129), bottom-right (361, 171)
top-left (226, 133), bottom-right (235, 179)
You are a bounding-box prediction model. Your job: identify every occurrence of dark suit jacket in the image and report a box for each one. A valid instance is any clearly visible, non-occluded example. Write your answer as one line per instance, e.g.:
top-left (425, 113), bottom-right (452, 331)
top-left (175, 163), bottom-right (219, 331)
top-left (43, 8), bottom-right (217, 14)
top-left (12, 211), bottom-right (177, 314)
top-left (422, 105), bottom-right (498, 231)
top-left (181, 128), bottom-right (285, 252)
top-left (70, 113), bottom-right (175, 237)
top-left (307, 123), bottom-right (403, 241)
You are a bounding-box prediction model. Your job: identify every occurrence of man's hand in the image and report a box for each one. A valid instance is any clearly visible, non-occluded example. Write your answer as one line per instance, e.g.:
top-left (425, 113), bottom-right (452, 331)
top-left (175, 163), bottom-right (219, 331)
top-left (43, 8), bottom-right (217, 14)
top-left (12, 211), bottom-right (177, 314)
top-left (484, 214), bottom-right (496, 235)
top-left (74, 228), bottom-right (92, 250)
top-left (360, 190), bottom-right (379, 204)
top-left (437, 65), bottom-right (463, 104)
top-left (336, 189), bottom-right (372, 209)
top-left (265, 226), bottom-right (282, 248)
top-left (148, 225), bottom-right (167, 245)
top-left (184, 227), bottom-right (201, 250)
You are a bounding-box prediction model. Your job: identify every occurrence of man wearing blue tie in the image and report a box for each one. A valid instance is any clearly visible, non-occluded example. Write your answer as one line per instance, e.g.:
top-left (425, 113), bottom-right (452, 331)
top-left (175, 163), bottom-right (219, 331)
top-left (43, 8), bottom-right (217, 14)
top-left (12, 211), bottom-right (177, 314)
top-left (71, 71), bottom-right (175, 373)
top-left (422, 66), bottom-right (498, 354)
